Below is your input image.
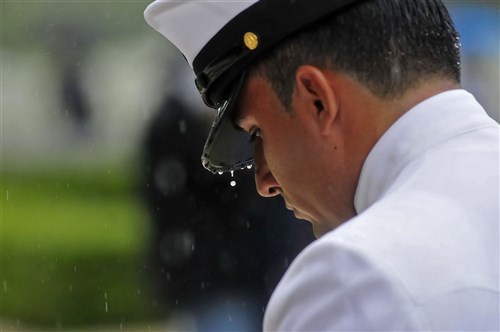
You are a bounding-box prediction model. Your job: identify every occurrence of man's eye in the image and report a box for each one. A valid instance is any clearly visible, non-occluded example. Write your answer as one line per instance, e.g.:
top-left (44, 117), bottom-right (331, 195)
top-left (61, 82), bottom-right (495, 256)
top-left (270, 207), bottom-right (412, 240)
top-left (249, 128), bottom-right (261, 142)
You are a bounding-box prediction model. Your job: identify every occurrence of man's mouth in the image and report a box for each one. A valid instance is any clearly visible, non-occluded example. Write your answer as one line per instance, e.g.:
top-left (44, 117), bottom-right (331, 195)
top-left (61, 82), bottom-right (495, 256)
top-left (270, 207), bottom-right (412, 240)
top-left (283, 197), bottom-right (300, 217)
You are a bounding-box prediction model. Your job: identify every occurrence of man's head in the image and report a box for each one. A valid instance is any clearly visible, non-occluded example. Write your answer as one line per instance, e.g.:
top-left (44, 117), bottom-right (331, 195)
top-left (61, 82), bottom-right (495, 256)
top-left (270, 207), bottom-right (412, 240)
top-left (145, 0), bottom-right (461, 236)
top-left (145, 0), bottom-right (367, 173)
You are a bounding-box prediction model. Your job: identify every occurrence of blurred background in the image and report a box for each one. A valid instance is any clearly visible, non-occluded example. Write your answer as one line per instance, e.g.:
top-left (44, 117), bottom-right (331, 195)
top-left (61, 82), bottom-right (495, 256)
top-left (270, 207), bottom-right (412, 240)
top-left (1, 1), bottom-right (498, 331)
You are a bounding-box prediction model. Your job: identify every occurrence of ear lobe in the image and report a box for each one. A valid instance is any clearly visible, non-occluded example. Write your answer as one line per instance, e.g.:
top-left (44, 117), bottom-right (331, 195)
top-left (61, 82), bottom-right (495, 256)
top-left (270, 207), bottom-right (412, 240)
top-left (295, 66), bottom-right (339, 136)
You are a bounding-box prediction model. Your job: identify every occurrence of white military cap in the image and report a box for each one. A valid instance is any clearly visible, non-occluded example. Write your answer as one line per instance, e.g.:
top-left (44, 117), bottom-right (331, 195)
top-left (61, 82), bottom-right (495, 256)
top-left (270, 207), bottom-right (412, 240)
top-left (144, 0), bottom-right (362, 173)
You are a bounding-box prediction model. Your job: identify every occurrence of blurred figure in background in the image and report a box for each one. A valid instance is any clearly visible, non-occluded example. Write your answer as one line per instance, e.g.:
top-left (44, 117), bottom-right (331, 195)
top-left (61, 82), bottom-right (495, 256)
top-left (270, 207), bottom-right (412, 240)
top-left (45, 22), bottom-right (93, 137)
top-left (140, 58), bottom-right (314, 331)
top-left (60, 63), bottom-right (91, 135)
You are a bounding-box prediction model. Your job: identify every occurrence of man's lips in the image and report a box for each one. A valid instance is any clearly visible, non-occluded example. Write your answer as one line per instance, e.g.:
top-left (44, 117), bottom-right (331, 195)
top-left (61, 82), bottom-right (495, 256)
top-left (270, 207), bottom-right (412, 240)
top-left (283, 197), bottom-right (299, 216)
top-left (285, 201), bottom-right (308, 221)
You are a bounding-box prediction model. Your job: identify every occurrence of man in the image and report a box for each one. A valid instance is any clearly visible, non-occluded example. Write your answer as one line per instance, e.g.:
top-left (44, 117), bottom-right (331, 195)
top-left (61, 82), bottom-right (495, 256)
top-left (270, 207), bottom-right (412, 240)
top-left (144, 0), bottom-right (500, 330)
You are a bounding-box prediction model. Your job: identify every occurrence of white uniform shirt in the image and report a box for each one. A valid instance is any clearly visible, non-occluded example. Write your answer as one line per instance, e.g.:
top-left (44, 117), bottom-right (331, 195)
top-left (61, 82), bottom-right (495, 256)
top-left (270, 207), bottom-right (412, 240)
top-left (264, 90), bottom-right (500, 331)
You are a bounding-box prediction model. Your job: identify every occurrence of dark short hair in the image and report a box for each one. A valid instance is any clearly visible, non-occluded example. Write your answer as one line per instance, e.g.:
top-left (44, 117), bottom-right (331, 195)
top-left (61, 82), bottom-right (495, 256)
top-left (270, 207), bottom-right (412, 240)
top-left (252, 0), bottom-right (461, 109)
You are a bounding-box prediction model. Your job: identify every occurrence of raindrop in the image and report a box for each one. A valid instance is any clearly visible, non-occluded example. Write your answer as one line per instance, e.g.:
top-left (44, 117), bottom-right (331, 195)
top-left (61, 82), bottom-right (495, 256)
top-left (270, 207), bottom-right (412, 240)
top-left (246, 164), bottom-right (252, 169)
top-left (230, 171), bottom-right (236, 186)
top-left (218, 172), bottom-right (223, 175)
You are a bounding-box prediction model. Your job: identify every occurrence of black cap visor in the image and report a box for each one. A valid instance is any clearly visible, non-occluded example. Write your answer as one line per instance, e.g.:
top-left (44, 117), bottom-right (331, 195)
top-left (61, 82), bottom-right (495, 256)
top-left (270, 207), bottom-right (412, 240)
top-left (201, 72), bottom-right (254, 174)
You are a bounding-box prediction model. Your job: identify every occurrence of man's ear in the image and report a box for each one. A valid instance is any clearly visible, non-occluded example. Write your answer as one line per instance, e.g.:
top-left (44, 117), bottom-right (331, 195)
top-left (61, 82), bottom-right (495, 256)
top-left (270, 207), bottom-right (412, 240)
top-left (294, 65), bottom-right (339, 136)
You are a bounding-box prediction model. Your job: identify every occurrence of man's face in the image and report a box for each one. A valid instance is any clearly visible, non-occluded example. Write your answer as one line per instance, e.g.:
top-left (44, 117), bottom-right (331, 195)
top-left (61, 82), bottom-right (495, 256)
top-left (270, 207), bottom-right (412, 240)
top-left (235, 73), bottom-right (357, 237)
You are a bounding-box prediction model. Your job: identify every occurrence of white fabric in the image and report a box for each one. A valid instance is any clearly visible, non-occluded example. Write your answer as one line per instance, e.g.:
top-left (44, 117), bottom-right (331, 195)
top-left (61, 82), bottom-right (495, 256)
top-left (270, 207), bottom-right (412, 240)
top-left (264, 90), bottom-right (500, 331)
top-left (144, 0), bottom-right (258, 67)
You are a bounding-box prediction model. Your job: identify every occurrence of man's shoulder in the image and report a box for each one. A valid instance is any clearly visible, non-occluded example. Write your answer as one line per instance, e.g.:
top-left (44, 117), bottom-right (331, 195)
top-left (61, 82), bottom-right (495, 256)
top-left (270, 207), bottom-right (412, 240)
top-left (265, 205), bottom-right (499, 331)
top-left (264, 224), bottom-right (426, 331)
top-left (331, 191), bottom-right (498, 296)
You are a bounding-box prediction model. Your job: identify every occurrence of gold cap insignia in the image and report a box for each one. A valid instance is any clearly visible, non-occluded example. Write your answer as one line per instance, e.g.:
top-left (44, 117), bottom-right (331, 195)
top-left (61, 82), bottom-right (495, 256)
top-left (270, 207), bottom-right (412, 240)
top-left (243, 32), bottom-right (259, 50)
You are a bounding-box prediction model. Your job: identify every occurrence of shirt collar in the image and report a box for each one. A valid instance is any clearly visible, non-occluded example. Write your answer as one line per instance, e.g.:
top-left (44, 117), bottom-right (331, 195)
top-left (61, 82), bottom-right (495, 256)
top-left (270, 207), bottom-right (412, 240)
top-left (354, 89), bottom-right (492, 213)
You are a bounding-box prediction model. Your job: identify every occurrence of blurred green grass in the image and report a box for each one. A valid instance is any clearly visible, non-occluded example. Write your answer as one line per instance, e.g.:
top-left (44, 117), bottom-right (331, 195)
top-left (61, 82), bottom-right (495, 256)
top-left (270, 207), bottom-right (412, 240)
top-left (1, 167), bottom-right (166, 329)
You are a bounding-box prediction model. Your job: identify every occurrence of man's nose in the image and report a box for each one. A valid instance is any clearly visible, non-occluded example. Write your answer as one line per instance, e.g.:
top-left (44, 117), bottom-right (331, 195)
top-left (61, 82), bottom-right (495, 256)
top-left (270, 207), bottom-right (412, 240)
top-left (254, 139), bottom-right (281, 198)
